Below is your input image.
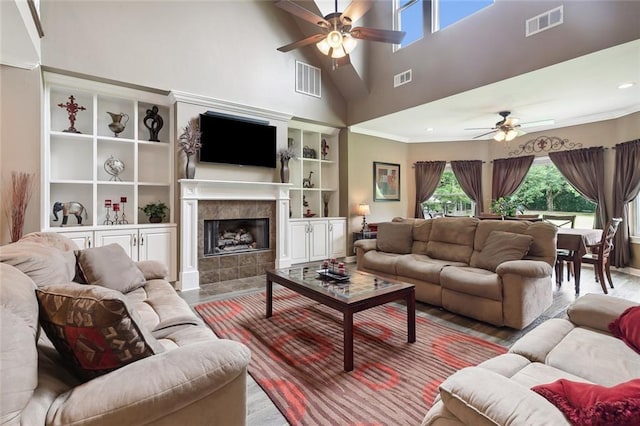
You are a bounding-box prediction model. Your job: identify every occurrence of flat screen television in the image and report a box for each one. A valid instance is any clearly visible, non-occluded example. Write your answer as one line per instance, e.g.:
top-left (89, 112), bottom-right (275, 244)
top-left (198, 112), bottom-right (277, 168)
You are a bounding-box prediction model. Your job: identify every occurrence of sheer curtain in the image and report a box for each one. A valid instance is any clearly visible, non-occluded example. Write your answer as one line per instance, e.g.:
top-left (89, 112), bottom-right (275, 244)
top-left (414, 161), bottom-right (446, 218)
top-left (549, 146), bottom-right (607, 228)
top-left (612, 139), bottom-right (640, 267)
top-left (451, 160), bottom-right (484, 216)
top-left (491, 156), bottom-right (534, 200)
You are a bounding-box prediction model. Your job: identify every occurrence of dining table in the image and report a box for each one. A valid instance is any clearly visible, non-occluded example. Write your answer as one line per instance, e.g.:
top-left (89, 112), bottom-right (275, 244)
top-left (555, 227), bottom-right (603, 293)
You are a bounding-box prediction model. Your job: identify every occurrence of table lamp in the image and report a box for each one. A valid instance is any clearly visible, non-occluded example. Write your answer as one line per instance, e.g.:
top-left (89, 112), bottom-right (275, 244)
top-left (358, 204), bottom-right (371, 232)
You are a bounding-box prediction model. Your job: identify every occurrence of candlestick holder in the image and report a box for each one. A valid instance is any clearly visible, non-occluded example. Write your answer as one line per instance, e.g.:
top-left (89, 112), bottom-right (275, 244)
top-left (103, 200), bottom-right (114, 225)
top-left (117, 197), bottom-right (129, 224)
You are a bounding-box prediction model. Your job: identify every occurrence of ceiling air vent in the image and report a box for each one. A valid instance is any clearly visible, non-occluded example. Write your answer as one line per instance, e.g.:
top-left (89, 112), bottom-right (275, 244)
top-left (295, 61), bottom-right (321, 98)
top-left (526, 6), bottom-right (563, 37)
top-left (394, 69), bottom-right (412, 88)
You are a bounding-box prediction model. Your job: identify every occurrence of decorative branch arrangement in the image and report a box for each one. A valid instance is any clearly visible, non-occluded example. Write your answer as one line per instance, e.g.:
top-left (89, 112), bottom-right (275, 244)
top-left (509, 136), bottom-right (583, 156)
top-left (3, 171), bottom-right (36, 242)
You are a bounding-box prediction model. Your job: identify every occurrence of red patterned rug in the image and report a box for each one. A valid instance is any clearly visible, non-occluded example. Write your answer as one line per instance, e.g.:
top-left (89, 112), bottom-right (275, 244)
top-left (195, 288), bottom-right (507, 425)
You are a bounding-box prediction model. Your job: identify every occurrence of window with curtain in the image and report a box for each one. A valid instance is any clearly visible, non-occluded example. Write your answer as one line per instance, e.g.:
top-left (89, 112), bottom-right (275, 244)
top-left (423, 169), bottom-right (475, 217)
top-left (394, 0), bottom-right (424, 49)
top-left (512, 157), bottom-right (596, 227)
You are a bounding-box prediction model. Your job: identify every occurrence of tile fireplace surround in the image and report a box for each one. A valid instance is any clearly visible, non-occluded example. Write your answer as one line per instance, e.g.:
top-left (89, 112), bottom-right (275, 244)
top-left (179, 179), bottom-right (291, 291)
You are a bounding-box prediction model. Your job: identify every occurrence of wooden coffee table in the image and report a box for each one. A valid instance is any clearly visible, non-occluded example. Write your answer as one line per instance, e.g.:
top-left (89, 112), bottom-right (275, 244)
top-left (266, 265), bottom-right (416, 372)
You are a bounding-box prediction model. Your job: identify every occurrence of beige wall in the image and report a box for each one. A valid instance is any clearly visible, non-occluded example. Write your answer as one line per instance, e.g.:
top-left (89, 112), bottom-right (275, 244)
top-left (0, 66), bottom-right (41, 244)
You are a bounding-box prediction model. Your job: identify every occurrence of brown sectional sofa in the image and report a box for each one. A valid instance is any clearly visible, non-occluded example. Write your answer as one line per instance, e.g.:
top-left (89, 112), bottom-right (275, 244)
top-left (354, 217), bottom-right (558, 329)
top-left (422, 293), bottom-right (640, 425)
top-left (1, 232), bottom-right (251, 425)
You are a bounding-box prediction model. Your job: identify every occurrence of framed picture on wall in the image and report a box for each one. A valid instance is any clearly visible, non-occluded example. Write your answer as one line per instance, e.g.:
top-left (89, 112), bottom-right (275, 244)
top-left (373, 161), bottom-right (400, 201)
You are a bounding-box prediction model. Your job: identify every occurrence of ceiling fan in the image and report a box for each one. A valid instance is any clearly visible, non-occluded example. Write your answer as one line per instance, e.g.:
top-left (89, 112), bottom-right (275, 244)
top-left (466, 111), bottom-right (554, 142)
top-left (275, 0), bottom-right (406, 60)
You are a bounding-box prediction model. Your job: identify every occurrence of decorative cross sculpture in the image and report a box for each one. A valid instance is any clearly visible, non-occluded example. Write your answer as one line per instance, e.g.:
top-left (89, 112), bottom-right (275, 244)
top-left (58, 95), bottom-right (86, 133)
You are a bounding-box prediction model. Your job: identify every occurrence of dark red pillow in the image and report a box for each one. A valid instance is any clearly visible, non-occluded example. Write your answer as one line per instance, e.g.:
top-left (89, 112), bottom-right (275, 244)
top-left (532, 378), bottom-right (640, 426)
top-left (609, 306), bottom-right (640, 354)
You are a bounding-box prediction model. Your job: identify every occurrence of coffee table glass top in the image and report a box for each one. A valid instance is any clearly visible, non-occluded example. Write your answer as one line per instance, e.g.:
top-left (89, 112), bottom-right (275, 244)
top-left (271, 264), bottom-right (413, 301)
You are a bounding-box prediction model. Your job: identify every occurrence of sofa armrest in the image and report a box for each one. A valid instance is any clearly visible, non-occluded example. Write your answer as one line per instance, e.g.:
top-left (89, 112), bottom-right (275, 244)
top-left (354, 239), bottom-right (377, 253)
top-left (136, 260), bottom-right (169, 280)
top-left (567, 293), bottom-right (639, 333)
top-left (496, 259), bottom-right (552, 278)
top-left (436, 367), bottom-right (570, 426)
top-left (47, 339), bottom-right (251, 425)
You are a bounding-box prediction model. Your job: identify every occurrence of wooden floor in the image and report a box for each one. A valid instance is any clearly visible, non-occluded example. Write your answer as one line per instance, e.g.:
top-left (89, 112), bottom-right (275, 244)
top-left (180, 266), bottom-right (640, 426)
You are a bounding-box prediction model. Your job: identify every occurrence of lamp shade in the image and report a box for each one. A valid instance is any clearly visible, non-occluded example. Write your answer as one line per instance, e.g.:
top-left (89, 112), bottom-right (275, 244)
top-left (493, 130), bottom-right (506, 142)
top-left (505, 129), bottom-right (518, 141)
top-left (358, 204), bottom-right (371, 216)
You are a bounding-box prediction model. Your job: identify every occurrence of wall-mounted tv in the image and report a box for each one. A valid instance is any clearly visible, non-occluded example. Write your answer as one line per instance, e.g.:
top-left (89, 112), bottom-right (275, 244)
top-left (199, 112), bottom-right (277, 168)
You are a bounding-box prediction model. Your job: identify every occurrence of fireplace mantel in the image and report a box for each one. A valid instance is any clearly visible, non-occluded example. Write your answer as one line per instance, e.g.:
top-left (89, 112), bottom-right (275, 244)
top-left (179, 179), bottom-right (291, 291)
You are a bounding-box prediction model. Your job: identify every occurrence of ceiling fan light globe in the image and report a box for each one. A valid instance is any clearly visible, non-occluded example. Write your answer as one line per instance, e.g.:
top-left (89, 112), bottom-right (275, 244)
top-left (506, 129), bottom-right (518, 141)
top-left (330, 46), bottom-right (347, 58)
top-left (327, 30), bottom-right (343, 48)
top-left (342, 34), bottom-right (357, 54)
top-left (494, 130), bottom-right (506, 142)
top-left (316, 39), bottom-right (331, 55)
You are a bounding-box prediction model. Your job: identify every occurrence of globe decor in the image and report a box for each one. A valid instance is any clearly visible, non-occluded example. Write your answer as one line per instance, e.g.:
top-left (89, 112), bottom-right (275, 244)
top-left (104, 155), bottom-right (125, 181)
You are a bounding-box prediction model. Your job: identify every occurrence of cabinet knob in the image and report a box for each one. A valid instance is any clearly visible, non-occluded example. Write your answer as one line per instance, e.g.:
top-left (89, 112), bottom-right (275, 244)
top-left (140, 235), bottom-right (144, 246)
top-left (87, 237), bottom-right (92, 248)
top-left (133, 236), bottom-right (137, 247)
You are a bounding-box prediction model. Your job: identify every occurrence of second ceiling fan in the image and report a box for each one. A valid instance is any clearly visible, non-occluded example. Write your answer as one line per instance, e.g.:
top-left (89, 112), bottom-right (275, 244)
top-left (466, 111), bottom-right (554, 142)
top-left (275, 0), bottom-right (406, 60)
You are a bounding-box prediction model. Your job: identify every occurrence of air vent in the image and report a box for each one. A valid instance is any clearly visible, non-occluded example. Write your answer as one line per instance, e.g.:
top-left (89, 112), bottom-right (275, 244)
top-left (394, 69), bottom-right (412, 88)
top-left (295, 61), bottom-right (321, 98)
top-left (526, 6), bottom-right (563, 37)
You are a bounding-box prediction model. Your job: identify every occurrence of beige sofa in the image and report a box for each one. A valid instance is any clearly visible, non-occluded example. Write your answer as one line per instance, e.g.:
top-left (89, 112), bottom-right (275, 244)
top-left (422, 293), bottom-right (640, 425)
top-left (1, 232), bottom-right (251, 425)
top-left (354, 217), bottom-right (558, 329)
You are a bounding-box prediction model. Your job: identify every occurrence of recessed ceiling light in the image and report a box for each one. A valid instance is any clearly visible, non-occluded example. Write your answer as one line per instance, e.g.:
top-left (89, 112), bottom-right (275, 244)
top-left (618, 82), bottom-right (636, 89)
top-left (426, 127), bottom-right (434, 132)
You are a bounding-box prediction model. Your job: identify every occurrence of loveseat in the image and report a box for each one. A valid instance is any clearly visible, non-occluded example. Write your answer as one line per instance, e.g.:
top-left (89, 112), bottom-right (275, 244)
top-left (354, 217), bottom-right (558, 329)
top-left (422, 293), bottom-right (640, 425)
top-left (1, 232), bottom-right (251, 425)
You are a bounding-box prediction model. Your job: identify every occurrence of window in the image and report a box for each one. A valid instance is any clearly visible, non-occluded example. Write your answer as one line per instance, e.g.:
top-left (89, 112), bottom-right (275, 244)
top-left (395, 0), bottom-right (424, 49)
top-left (512, 158), bottom-right (596, 228)
top-left (422, 169), bottom-right (474, 217)
top-left (631, 196), bottom-right (640, 243)
top-left (432, 0), bottom-right (493, 32)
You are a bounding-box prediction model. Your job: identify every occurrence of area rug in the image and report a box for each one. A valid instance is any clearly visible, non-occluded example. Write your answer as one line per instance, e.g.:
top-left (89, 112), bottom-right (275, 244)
top-left (195, 289), bottom-right (507, 425)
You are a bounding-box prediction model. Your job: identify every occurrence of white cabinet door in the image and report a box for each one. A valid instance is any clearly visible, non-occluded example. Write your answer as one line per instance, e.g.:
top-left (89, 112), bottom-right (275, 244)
top-left (94, 229), bottom-right (139, 261)
top-left (56, 230), bottom-right (93, 249)
top-left (309, 220), bottom-right (329, 261)
top-left (139, 227), bottom-right (176, 281)
top-left (328, 219), bottom-right (346, 258)
top-left (290, 221), bottom-right (310, 264)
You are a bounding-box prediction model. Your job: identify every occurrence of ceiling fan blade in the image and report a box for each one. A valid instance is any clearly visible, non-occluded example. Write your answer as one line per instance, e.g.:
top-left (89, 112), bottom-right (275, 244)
top-left (277, 33), bottom-right (327, 52)
top-left (473, 130), bottom-right (497, 139)
top-left (464, 127), bottom-right (494, 131)
top-left (275, 0), bottom-right (329, 28)
top-left (350, 27), bottom-right (406, 44)
top-left (520, 119), bottom-right (555, 128)
top-left (340, 0), bottom-right (372, 25)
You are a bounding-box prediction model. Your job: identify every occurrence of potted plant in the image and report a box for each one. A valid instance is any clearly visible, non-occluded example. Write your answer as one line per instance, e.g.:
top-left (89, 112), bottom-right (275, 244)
top-left (278, 146), bottom-right (298, 183)
top-left (491, 196), bottom-right (522, 217)
top-left (140, 201), bottom-right (169, 223)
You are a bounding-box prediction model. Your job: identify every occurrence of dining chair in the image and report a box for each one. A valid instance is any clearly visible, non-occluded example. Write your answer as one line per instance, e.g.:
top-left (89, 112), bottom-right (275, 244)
top-left (556, 217), bottom-right (622, 294)
top-left (544, 214), bottom-right (578, 280)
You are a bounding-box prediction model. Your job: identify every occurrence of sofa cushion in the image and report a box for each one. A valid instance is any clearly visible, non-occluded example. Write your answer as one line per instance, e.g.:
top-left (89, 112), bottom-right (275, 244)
top-left (473, 231), bottom-right (533, 272)
top-left (36, 283), bottom-right (165, 381)
top-left (426, 217), bottom-right (477, 263)
top-left (0, 240), bottom-right (76, 287)
top-left (76, 244), bottom-right (146, 293)
top-left (440, 266), bottom-right (503, 301)
top-left (361, 250), bottom-right (401, 275)
top-left (410, 219), bottom-right (432, 254)
top-left (396, 254), bottom-right (465, 284)
top-left (0, 264), bottom-right (39, 424)
top-left (376, 222), bottom-right (413, 254)
top-left (609, 306), bottom-right (640, 354)
top-left (532, 378), bottom-right (640, 426)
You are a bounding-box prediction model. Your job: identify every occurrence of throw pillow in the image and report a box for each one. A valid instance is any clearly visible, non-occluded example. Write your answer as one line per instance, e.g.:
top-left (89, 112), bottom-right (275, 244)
top-left (36, 283), bottom-right (164, 381)
top-left (609, 306), bottom-right (640, 354)
top-left (376, 222), bottom-right (413, 254)
top-left (475, 230), bottom-right (533, 272)
top-left (76, 243), bottom-right (146, 293)
top-left (532, 378), bottom-right (640, 426)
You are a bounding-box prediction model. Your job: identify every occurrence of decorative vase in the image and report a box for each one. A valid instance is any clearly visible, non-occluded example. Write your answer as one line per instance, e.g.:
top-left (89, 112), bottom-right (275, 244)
top-left (149, 216), bottom-right (162, 223)
top-left (107, 112), bottom-right (129, 137)
top-left (323, 201), bottom-right (329, 217)
top-left (280, 158), bottom-right (290, 183)
top-left (185, 154), bottom-right (196, 179)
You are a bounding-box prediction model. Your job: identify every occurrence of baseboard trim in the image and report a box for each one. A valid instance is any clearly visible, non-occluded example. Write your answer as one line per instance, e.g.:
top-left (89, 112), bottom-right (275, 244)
top-left (618, 266), bottom-right (640, 277)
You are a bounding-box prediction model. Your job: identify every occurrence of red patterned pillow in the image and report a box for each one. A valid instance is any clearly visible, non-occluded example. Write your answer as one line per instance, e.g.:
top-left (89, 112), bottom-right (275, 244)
top-left (609, 306), bottom-right (640, 354)
top-left (36, 283), bottom-right (165, 381)
top-left (532, 378), bottom-right (640, 426)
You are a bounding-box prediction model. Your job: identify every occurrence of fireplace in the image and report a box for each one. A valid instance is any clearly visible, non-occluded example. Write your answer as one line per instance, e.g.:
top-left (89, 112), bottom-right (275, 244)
top-left (204, 218), bottom-right (270, 256)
